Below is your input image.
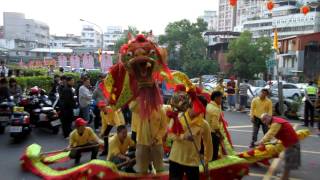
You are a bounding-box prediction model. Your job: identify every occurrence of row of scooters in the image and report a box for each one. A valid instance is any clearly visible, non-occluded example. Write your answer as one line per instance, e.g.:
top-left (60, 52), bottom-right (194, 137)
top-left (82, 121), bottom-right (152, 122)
top-left (0, 86), bottom-right (62, 141)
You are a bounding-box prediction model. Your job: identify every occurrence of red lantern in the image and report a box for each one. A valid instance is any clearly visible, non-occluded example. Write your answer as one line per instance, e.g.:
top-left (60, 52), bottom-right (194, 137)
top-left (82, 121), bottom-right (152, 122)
top-left (300, 5), bottom-right (310, 15)
top-left (229, 0), bottom-right (237, 7)
top-left (266, 0), bottom-right (274, 11)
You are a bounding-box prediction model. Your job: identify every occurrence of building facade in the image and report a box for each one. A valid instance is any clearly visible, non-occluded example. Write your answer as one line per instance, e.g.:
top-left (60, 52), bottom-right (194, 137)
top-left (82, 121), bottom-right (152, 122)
top-left (49, 34), bottom-right (81, 49)
top-left (277, 32), bottom-right (320, 80)
top-left (81, 25), bottom-right (101, 48)
top-left (218, 0), bottom-right (264, 31)
top-left (242, 0), bottom-right (320, 39)
top-left (201, 11), bottom-right (218, 31)
top-left (103, 26), bottom-right (123, 49)
top-left (3, 12), bottom-right (49, 47)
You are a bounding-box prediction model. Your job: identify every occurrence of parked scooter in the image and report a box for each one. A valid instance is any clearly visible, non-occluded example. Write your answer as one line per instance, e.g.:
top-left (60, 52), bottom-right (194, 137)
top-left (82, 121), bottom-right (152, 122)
top-left (9, 106), bottom-right (31, 140)
top-left (0, 97), bottom-right (15, 134)
top-left (20, 86), bottom-right (61, 134)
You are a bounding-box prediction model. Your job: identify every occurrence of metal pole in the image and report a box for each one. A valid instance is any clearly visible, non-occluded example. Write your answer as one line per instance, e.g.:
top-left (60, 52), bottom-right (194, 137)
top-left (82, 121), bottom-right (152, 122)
top-left (275, 48), bottom-right (284, 115)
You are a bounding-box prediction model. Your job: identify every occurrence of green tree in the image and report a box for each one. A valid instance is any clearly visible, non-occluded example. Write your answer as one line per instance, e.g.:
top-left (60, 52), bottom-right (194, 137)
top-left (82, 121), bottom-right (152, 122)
top-left (227, 31), bottom-right (272, 79)
top-left (159, 18), bottom-right (218, 78)
top-left (113, 26), bottom-right (139, 52)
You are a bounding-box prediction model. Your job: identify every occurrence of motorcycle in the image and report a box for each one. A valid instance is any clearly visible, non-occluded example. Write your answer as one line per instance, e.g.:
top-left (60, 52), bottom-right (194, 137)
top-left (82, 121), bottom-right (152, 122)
top-left (9, 106), bottom-right (31, 140)
top-left (0, 97), bottom-right (15, 134)
top-left (20, 86), bottom-right (61, 134)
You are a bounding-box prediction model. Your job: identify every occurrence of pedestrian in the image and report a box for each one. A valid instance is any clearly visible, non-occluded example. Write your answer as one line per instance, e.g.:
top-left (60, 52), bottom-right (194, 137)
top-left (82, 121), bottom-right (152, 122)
top-left (214, 78), bottom-right (225, 110)
top-left (47, 65), bottom-right (55, 77)
top-left (168, 91), bottom-right (212, 180)
top-left (226, 76), bottom-right (237, 111)
top-left (59, 67), bottom-right (64, 75)
top-left (303, 80), bottom-right (318, 128)
top-left (205, 91), bottom-right (223, 161)
top-left (0, 78), bottom-right (10, 102)
top-left (0, 60), bottom-right (8, 77)
top-left (249, 88), bottom-right (272, 148)
top-left (68, 118), bottom-right (102, 165)
top-left (107, 125), bottom-right (136, 172)
top-left (60, 76), bottom-right (76, 138)
top-left (258, 113), bottom-right (300, 180)
top-left (238, 79), bottom-right (253, 112)
top-left (49, 75), bottom-right (60, 102)
top-left (79, 76), bottom-right (93, 121)
top-left (95, 73), bottom-right (106, 88)
top-left (80, 69), bottom-right (88, 78)
top-left (8, 78), bottom-right (22, 100)
top-left (92, 85), bottom-right (105, 131)
top-left (97, 101), bottom-right (125, 156)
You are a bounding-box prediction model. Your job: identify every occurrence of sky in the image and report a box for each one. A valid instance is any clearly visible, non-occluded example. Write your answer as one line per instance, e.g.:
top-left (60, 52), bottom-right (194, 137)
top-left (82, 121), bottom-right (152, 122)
top-left (0, 0), bottom-right (219, 36)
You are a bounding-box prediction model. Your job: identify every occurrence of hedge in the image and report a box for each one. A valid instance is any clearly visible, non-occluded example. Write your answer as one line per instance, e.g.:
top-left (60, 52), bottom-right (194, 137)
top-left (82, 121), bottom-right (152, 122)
top-left (15, 71), bottom-right (101, 92)
top-left (16, 76), bottom-right (52, 92)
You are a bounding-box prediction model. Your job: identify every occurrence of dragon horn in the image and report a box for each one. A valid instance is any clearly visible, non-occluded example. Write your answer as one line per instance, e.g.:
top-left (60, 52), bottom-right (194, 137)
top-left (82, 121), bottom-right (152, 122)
top-left (127, 32), bottom-right (134, 42)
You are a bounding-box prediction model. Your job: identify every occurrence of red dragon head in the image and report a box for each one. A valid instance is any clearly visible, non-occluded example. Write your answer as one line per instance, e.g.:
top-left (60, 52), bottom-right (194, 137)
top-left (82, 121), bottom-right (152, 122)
top-left (120, 34), bottom-right (169, 88)
top-left (114, 34), bottom-right (171, 119)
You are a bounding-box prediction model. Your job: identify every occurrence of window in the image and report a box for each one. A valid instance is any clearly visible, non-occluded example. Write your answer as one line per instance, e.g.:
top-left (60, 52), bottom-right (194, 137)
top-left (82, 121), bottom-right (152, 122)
top-left (291, 58), bottom-right (294, 68)
top-left (283, 84), bottom-right (297, 89)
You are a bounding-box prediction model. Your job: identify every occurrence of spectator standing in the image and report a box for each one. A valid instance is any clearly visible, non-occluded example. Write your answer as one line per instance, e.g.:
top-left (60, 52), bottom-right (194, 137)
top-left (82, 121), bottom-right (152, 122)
top-left (226, 76), bottom-right (237, 111)
top-left (303, 81), bottom-right (318, 128)
top-left (8, 78), bottom-right (22, 100)
top-left (47, 65), bottom-right (55, 77)
top-left (60, 76), bottom-right (76, 138)
top-left (214, 78), bottom-right (225, 110)
top-left (0, 61), bottom-right (8, 77)
top-left (0, 78), bottom-right (10, 102)
top-left (238, 79), bottom-right (253, 112)
top-left (79, 76), bottom-right (93, 121)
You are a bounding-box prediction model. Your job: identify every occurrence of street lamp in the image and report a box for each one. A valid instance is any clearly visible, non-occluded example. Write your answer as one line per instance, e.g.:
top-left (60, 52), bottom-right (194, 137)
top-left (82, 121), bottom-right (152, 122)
top-left (80, 19), bottom-right (104, 51)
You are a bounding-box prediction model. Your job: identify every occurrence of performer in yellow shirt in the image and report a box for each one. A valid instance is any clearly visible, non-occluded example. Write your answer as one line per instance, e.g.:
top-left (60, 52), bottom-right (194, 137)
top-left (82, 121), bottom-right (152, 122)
top-left (68, 118), bottom-right (102, 165)
top-left (168, 89), bottom-right (213, 180)
top-left (214, 78), bottom-right (225, 110)
top-left (107, 125), bottom-right (136, 172)
top-left (129, 100), bottom-right (139, 143)
top-left (206, 91), bottom-right (223, 160)
top-left (134, 104), bottom-right (168, 174)
top-left (249, 88), bottom-right (272, 148)
top-left (97, 101), bottom-right (125, 156)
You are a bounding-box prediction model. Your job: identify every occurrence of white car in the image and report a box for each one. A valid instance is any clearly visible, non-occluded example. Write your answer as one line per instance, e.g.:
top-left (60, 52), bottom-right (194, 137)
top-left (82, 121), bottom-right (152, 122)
top-left (266, 83), bottom-right (301, 101)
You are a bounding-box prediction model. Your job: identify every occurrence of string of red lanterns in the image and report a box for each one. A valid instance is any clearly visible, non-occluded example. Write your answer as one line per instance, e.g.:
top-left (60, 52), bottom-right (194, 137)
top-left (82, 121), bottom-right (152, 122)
top-left (229, 0), bottom-right (237, 7)
top-left (300, 5), bottom-right (310, 15)
top-left (264, 0), bottom-right (310, 15)
top-left (266, 0), bottom-right (274, 11)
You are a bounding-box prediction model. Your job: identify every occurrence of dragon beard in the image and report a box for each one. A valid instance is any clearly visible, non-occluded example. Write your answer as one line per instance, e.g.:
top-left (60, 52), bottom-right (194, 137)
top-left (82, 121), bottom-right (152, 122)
top-left (136, 83), bottom-right (163, 120)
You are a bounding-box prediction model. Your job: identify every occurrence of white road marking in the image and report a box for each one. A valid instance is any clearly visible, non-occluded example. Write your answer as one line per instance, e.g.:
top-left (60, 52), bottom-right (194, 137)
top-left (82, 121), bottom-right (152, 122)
top-left (249, 173), bottom-right (301, 180)
top-left (228, 125), bottom-right (252, 129)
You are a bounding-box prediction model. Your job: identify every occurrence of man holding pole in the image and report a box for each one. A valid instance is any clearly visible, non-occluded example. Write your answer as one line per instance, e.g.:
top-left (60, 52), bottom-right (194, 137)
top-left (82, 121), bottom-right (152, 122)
top-left (68, 118), bottom-right (102, 165)
top-left (167, 85), bottom-right (212, 180)
top-left (107, 125), bottom-right (136, 172)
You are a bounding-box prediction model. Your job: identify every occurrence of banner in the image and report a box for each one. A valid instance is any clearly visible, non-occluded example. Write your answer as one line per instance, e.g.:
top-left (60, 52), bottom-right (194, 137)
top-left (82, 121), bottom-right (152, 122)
top-left (58, 54), bottom-right (67, 67)
top-left (82, 53), bottom-right (94, 69)
top-left (70, 55), bottom-right (80, 69)
top-left (100, 53), bottom-right (113, 72)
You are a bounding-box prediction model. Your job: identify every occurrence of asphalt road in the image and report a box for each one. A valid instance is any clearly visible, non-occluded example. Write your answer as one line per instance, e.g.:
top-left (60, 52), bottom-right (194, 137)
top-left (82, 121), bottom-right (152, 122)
top-left (0, 111), bottom-right (319, 180)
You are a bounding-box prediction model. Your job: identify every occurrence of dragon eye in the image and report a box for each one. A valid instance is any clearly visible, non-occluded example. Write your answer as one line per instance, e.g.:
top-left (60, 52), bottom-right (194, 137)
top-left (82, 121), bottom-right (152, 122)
top-left (149, 49), bottom-right (156, 55)
top-left (126, 51), bottom-right (133, 57)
